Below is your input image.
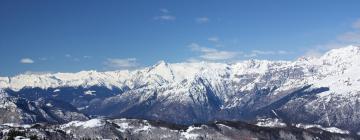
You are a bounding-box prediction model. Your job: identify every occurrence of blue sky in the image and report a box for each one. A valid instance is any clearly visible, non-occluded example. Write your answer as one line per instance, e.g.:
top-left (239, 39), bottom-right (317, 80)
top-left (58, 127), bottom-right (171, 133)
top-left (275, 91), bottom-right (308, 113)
top-left (1, 0), bottom-right (360, 76)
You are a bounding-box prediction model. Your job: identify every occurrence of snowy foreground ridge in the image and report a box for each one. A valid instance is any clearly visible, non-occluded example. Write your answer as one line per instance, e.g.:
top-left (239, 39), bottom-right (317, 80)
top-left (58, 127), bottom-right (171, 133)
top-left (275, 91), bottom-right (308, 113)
top-left (1, 45), bottom-right (360, 97)
top-left (1, 118), bottom-right (358, 140)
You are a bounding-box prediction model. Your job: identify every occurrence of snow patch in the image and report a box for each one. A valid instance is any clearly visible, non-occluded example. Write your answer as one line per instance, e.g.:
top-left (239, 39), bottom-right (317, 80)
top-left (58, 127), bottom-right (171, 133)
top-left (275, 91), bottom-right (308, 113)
top-left (295, 123), bottom-right (350, 134)
top-left (84, 90), bottom-right (96, 95)
top-left (181, 126), bottom-right (202, 139)
top-left (2, 123), bottom-right (32, 128)
top-left (116, 122), bottom-right (131, 132)
top-left (45, 103), bottom-right (53, 107)
top-left (256, 118), bottom-right (287, 128)
top-left (62, 119), bottom-right (104, 128)
top-left (14, 136), bottom-right (30, 140)
top-left (134, 125), bottom-right (152, 132)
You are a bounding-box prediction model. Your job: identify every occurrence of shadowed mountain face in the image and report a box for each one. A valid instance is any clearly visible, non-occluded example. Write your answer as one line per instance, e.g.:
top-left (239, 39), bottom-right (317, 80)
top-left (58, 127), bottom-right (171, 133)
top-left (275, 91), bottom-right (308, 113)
top-left (1, 46), bottom-right (360, 135)
top-left (4, 86), bottom-right (123, 111)
top-left (0, 91), bottom-right (88, 124)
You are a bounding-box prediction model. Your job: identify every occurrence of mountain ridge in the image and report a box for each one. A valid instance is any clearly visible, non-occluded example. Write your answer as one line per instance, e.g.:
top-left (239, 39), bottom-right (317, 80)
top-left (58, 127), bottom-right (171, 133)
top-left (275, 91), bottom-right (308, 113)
top-left (1, 45), bottom-right (359, 93)
top-left (1, 45), bottom-right (360, 133)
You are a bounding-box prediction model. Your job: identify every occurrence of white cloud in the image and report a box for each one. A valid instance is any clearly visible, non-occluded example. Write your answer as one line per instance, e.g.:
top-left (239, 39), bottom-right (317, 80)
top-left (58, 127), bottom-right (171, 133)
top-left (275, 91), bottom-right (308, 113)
top-left (64, 54), bottom-right (87, 61)
top-left (337, 31), bottom-right (360, 44)
top-left (65, 54), bottom-right (72, 58)
top-left (83, 56), bottom-right (92, 59)
top-left (39, 57), bottom-right (47, 61)
top-left (195, 17), bottom-right (209, 24)
top-left (185, 58), bottom-right (199, 63)
top-left (244, 53), bottom-right (258, 58)
top-left (303, 49), bottom-right (324, 58)
top-left (303, 42), bottom-right (344, 58)
top-left (305, 18), bottom-right (360, 57)
top-left (24, 71), bottom-right (52, 75)
top-left (200, 51), bottom-right (236, 60)
top-left (104, 58), bottom-right (139, 69)
top-left (208, 37), bottom-right (219, 43)
top-left (352, 19), bottom-right (360, 29)
top-left (337, 19), bottom-right (360, 44)
top-left (73, 58), bottom-right (80, 62)
top-left (20, 58), bottom-right (34, 64)
top-left (189, 43), bottom-right (238, 61)
top-left (160, 8), bottom-right (169, 13)
top-left (208, 36), bottom-right (225, 47)
top-left (251, 50), bottom-right (276, 55)
top-left (244, 50), bottom-right (290, 58)
top-left (189, 42), bottom-right (289, 60)
top-left (154, 9), bottom-right (176, 21)
top-left (277, 50), bottom-right (290, 54)
top-left (154, 15), bottom-right (176, 21)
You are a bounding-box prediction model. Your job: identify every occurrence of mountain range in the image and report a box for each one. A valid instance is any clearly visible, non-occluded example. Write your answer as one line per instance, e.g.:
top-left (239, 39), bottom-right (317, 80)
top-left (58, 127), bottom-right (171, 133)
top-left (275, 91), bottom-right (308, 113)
top-left (1, 45), bottom-right (360, 139)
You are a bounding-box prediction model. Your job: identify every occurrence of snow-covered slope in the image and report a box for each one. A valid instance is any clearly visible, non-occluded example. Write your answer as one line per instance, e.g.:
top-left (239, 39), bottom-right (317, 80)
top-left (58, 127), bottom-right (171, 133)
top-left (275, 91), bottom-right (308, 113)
top-left (1, 118), bottom-right (357, 140)
top-left (1, 45), bottom-right (360, 132)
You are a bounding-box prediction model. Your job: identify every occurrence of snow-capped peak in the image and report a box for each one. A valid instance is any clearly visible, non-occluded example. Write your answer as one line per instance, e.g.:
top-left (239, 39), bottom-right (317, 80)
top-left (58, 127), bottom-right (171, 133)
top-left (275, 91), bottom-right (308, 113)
top-left (322, 45), bottom-right (360, 58)
top-left (146, 60), bottom-right (174, 82)
top-left (154, 60), bottom-right (168, 67)
top-left (319, 45), bottom-right (360, 65)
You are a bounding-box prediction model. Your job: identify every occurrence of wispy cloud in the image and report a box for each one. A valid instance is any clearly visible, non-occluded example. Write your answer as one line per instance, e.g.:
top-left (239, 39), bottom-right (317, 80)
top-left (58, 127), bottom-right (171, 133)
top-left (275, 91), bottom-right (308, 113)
top-left (154, 15), bottom-right (176, 21)
top-left (306, 18), bottom-right (360, 57)
top-left (277, 50), bottom-right (290, 55)
top-left (39, 57), bottom-right (47, 61)
top-left (24, 71), bottom-right (52, 75)
top-left (208, 37), bottom-right (219, 43)
top-left (65, 54), bottom-right (72, 58)
top-left (252, 50), bottom-right (276, 55)
top-left (352, 19), bottom-right (360, 29)
top-left (104, 58), bottom-right (139, 69)
top-left (64, 54), bottom-right (83, 62)
top-left (336, 19), bottom-right (360, 44)
top-left (160, 8), bottom-right (169, 14)
top-left (244, 50), bottom-right (291, 58)
top-left (20, 58), bottom-right (34, 64)
top-left (337, 31), bottom-right (360, 44)
top-left (154, 9), bottom-right (176, 21)
top-left (207, 36), bottom-right (225, 47)
top-left (83, 56), bottom-right (92, 59)
top-left (303, 49), bottom-right (324, 58)
top-left (195, 17), bottom-right (209, 24)
top-left (188, 43), bottom-right (238, 61)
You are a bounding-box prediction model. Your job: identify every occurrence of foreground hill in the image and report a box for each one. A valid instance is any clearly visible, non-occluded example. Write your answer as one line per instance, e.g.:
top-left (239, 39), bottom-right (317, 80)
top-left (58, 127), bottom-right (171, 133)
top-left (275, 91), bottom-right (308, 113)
top-left (0, 118), bottom-right (358, 140)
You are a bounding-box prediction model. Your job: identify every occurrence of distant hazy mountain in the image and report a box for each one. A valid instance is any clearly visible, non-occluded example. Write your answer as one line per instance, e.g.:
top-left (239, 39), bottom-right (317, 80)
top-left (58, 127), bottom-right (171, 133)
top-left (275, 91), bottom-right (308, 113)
top-left (1, 45), bottom-right (360, 138)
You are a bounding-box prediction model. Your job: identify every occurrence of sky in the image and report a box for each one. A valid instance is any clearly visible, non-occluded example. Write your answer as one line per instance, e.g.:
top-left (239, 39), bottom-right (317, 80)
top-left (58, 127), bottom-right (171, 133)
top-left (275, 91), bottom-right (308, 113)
top-left (1, 0), bottom-right (360, 76)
